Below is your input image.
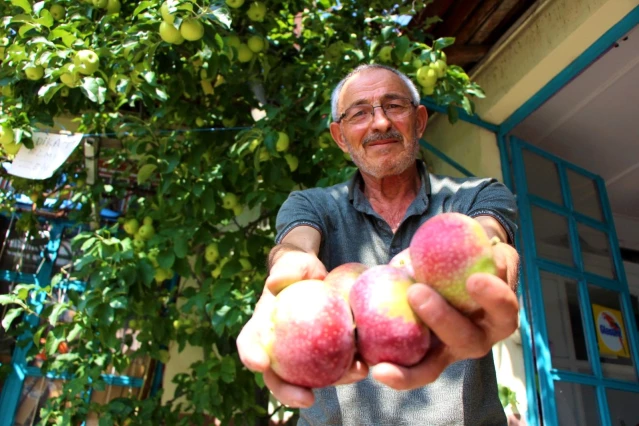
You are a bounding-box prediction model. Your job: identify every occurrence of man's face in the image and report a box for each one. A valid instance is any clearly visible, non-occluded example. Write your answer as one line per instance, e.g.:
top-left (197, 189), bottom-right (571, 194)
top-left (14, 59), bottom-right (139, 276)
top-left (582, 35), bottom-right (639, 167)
top-left (329, 68), bottom-right (428, 179)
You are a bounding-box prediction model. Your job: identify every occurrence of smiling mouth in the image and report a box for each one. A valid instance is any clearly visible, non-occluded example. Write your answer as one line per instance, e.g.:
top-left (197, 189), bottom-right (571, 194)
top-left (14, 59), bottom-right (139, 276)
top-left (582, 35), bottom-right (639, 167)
top-left (366, 139), bottom-right (398, 147)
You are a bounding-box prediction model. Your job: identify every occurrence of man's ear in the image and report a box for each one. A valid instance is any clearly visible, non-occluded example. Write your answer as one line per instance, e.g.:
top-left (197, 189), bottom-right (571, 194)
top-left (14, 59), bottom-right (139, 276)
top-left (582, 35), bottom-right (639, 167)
top-left (415, 105), bottom-right (428, 138)
top-left (329, 122), bottom-right (348, 153)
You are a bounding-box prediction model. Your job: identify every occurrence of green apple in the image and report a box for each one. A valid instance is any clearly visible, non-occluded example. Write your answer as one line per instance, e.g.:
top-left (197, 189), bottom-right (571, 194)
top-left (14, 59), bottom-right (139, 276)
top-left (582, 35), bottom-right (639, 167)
top-left (123, 218), bottom-right (140, 235)
top-left (154, 267), bottom-right (173, 283)
top-left (232, 205), bottom-right (243, 216)
top-left (148, 248), bottom-right (160, 267)
top-left (74, 50), bottom-right (100, 75)
top-left (236, 44), bottom-right (254, 63)
top-left (2, 141), bottom-right (21, 156)
top-left (225, 35), bottom-right (241, 49)
top-left (275, 131), bottom-right (289, 152)
top-left (180, 18), bottom-right (204, 41)
top-left (50, 4), bottom-right (65, 20)
top-left (204, 243), bottom-right (219, 264)
top-left (159, 21), bottom-right (184, 44)
top-left (200, 79), bottom-right (214, 95)
top-left (0, 125), bottom-right (15, 145)
top-left (422, 85), bottom-right (435, 96)
top-left (195, 117), bottom-right (205, 127)
top-left (378, 46), bottom-right (392, 62)
top-left (225, 0), bottom-right (244, 8)
top-left (440, 51), bottom-right (447, 63)
top-left (160, 0), bottom-right (193, 24)
top-left (25, 66), bottom-right (44, 81)
top-left (258, 147), bottom-right (270, 162)
top-left (93, 0), bottom-right (108, 8)
top-left (106, 0), bottom-right (121, 14)
top-left (416, 65), bottom-right (437, 88)
top-left (247, 35), bottom-right (265, 53)
top-left (430, 59), bottom-right (447, 78)
top-left (137, 224), bottom-right (155, 240)
top-left (132, 236), bottom-right (146, 251)
top-left (222, 116), bottom-right (237, 127)
top-left (143, 216), bottom-right (153, 226)
top-left (247, 2), bottom-right (266, 22)
top-left (60, 72), bottom-right (81, 88)
top-left (221, 193), bottom-right (238, 210)
top-left (1, 85), bottom-right (13, 97)
top-left (284, 154), bottom-right (298, 172)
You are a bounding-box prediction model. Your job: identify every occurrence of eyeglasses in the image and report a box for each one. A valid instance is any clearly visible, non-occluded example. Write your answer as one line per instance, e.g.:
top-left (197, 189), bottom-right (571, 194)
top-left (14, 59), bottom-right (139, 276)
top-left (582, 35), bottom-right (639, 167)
top-left (337, 97), bottom-right (416, 126)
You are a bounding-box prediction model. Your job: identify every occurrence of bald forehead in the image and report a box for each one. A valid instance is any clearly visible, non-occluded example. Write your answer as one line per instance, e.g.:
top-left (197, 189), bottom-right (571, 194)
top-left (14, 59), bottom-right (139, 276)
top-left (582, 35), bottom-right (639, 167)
top-left (338, 68), bottom-right (411, 110)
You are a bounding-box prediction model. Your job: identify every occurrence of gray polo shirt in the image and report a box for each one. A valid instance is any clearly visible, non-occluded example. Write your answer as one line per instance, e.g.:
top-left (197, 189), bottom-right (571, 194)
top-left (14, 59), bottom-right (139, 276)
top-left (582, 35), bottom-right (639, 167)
top-left (275, 161), bottom-right (517, 426)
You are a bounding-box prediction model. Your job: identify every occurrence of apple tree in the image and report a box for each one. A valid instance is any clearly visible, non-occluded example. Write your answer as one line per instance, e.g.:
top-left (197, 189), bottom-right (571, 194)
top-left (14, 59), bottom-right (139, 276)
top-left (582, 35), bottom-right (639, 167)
top-left (0, 0), bottom-right (484, 424)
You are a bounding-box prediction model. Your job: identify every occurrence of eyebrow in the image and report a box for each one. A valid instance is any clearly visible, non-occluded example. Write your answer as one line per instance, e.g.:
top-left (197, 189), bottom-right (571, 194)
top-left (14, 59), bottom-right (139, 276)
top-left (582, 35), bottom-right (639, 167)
top-left (343, 92), bottom-right (410, 110)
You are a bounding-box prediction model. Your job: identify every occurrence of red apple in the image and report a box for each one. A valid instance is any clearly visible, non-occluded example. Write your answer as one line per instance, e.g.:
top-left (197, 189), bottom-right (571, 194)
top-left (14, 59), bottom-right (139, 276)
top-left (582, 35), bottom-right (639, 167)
top-left (410, 212), bottom-right (496, 314)
top-left (389, 248), bottom-right (415, 278)
top-left (261, 280), bottom-right (355, 388)
top-left (350, 265), bottom-right (430, 366)
top-left (323, 262), bottom-right (368, 303)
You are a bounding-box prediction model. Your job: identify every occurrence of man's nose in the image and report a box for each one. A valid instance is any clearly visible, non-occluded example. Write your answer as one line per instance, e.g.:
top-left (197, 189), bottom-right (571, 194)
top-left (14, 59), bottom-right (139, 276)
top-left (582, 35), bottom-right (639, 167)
top-left (370, 105), bottom-right (392, 131)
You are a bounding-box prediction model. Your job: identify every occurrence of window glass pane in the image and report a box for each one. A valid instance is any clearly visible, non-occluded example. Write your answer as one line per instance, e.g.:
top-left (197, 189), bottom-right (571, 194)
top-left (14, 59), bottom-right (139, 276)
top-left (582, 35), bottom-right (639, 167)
top-left (540, 272), bottom-right (591, 373)
top-left (14, 377), bottom-right (65, 425)
top-left (523, 149), bottom-right (563, 205)
top-left (532, 206), bottom-right (574, 267)
top-left (579, 224), bottom-right (616, 279)
top-left (589, 285), bottom-right (636, 382)
top-left (567, 169), bottom-right (603, 222)
top-left (607, 388), bottom-right (639, 425)
top-left (555, 381), bottom-right (599, 426)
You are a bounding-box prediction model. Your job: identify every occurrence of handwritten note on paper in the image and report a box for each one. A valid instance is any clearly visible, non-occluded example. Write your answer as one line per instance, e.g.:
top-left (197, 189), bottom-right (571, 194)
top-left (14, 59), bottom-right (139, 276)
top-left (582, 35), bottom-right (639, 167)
top-left (7, 132), bottom-right (84, 180)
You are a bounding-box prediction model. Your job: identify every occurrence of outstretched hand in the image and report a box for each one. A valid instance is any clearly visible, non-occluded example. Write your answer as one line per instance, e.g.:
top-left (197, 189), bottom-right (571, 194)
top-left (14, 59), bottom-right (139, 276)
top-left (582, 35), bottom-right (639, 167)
top-left (371, 242), bottom-right (520, 390)
top-left (237, 249), bottom-right (368, 408)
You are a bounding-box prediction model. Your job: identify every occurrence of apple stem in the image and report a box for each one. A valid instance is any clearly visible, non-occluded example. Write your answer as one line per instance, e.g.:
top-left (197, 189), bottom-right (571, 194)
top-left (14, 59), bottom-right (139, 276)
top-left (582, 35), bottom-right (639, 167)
top-left (490, 236), bottom-right (501, 246)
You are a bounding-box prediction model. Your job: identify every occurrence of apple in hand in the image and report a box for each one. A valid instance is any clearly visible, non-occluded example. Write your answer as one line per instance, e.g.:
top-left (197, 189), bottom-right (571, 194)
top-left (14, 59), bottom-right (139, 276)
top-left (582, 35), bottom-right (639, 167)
top-left (261, 280), bottom-right (356, 388)
top-left (323, 262), bottom-right (368, 303)
top-left (410, 212), bottom-right (497, 314)
top-left (350, 265), bottom-right (430, 366)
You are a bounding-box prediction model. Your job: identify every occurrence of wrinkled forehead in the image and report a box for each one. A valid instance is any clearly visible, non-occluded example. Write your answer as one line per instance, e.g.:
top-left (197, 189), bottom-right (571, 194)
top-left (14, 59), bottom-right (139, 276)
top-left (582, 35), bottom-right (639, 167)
top-left (339, 68), bottom-right (411, 109)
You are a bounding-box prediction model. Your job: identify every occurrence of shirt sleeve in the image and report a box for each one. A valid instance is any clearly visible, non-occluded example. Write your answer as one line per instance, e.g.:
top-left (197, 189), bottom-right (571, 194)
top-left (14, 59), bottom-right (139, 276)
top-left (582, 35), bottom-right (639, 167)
top-left (275, 190), bottom-right (325, 244)
top-left (465, 179), bottom-right (518, 245)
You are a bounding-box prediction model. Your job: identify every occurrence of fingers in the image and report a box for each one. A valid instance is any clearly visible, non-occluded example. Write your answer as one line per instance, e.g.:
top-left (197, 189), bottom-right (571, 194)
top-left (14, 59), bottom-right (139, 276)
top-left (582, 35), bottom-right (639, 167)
top-left (371, 343), bottom-right (454, 390)
top-left (407, 284), bottom-right (490, 359)
top-left (466, 273), bottom-right (519, 340)
top-left (491, 242), bottom-right (520, 290)
top-left (236, 319), bottom-right (271, 373)
top-left (263, 369), bottom-right (315, 408)
top-left (333, 358), bottom-right (369, 385)
top-left (266, 251), bottom-right (328, 294)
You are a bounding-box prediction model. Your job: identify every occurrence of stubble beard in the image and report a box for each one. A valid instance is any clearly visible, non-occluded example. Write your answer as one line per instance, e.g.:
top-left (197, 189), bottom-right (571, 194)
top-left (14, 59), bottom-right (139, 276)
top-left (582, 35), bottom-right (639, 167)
top-left (343, 129), bottom-right (420, 178)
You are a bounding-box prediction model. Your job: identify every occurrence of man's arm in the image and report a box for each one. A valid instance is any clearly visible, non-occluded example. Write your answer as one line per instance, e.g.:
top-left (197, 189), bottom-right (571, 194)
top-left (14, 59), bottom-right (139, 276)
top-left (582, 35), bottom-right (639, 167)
top-left (266, 225), bottom-right (326, 294)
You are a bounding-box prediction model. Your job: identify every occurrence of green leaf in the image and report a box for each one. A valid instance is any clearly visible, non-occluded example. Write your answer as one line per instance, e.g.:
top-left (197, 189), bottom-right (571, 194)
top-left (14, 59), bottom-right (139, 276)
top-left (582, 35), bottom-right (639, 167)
top-left (394, 36), bottom-right (410, 60)
top-left (137, 164), bottom-right (157, 185)
top-left (381, 26), bottom-right (393, 41)
top-left (132, 1), bottom-right (154, 16)
top-left (38, 82), bottom-right (63, 104)
top-left (206, 5), bottom-right (232, 30)
top-left (35, 9), bottom-right (54, 28)
top-left (2, 308), bottom-right (22, 330)
top-left (173, 235), bottom-right (188, 258)
top-left (0, 294), bottom-right (16, 305)
top-left (11, 0), bottom-right (32, 12)
top-left (48, 303), bottom-right (67, 326)
top-left (80, 77), bottom-right (107, 104)
top-left (158, 250), bottom-right (175, 269)
top-left (67, 323), bottom-right (83, 342)
top-left (433, 37), bottom-right (455, 51)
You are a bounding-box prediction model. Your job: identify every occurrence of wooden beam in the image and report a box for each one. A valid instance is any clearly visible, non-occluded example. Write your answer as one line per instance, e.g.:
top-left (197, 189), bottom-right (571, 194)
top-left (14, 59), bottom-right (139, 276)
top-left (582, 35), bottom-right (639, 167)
top-left (469, 0), bottom-right (524, 45)
top-left (409, 0), bottom-right (455, 30)
top-left (433, 0), bottom-right (482, 39)
top-left (454, 0), bottom-right (502, 45)
top-left (444, 45), bottom-right (491, 66)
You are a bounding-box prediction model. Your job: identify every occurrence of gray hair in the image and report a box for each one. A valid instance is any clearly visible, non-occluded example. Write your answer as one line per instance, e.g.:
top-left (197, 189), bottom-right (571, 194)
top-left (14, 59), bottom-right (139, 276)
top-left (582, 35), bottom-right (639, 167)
top-left (330, 64), bottom-right (421, 122)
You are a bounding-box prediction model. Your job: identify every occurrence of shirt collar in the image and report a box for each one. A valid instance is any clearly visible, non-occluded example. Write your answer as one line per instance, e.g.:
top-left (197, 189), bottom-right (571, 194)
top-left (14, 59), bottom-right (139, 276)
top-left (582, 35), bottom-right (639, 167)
top-left (347, 160), bottom-right (431, 214)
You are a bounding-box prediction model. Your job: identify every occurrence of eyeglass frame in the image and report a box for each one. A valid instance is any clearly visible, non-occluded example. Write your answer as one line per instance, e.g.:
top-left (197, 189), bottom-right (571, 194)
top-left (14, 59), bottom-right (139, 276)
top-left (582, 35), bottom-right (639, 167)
top-left (335, 97), bottom-right (418, 125)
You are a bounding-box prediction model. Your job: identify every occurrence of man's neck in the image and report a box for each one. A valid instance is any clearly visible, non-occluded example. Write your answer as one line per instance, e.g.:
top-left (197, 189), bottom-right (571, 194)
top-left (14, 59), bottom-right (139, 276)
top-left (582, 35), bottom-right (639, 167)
top-left (359, 163), bottom-right (421, 232)
top-left (360, 163), bottom-right (421, 203)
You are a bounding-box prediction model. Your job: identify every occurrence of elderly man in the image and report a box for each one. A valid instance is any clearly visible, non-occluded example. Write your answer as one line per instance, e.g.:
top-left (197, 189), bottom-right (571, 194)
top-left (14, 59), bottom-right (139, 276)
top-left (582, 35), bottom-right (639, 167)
top-left (237, 64), bottom-right (520, 425)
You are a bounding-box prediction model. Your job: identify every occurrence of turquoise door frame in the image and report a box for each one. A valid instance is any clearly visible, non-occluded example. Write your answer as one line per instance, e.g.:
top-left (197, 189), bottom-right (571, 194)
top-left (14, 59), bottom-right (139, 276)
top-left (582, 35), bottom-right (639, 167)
top-left (511, 137), bottom-right (639, 425)
top-left (421, 6), bottom-right (639, 425)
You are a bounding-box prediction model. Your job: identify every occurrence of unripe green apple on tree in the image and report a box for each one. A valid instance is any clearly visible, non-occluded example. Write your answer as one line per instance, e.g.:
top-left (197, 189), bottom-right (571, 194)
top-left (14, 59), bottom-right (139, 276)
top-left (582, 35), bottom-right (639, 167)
top-left (247, 2), bottom-right (266, 22)
top-left (74, 50), bottom-right (100, 75)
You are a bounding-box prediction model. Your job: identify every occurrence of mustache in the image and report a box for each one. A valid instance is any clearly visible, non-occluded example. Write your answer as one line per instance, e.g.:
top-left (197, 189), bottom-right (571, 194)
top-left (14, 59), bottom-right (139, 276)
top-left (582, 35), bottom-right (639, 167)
top-left (362, 130), bottom-right (404, 146)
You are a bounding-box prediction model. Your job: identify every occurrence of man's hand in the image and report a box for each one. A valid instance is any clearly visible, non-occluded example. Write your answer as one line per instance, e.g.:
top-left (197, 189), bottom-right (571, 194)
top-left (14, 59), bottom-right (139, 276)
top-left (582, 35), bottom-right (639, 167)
top-left (371, 242), bottom-right (520, 390)
top-left (237, 248), bottom-right (367, 408)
